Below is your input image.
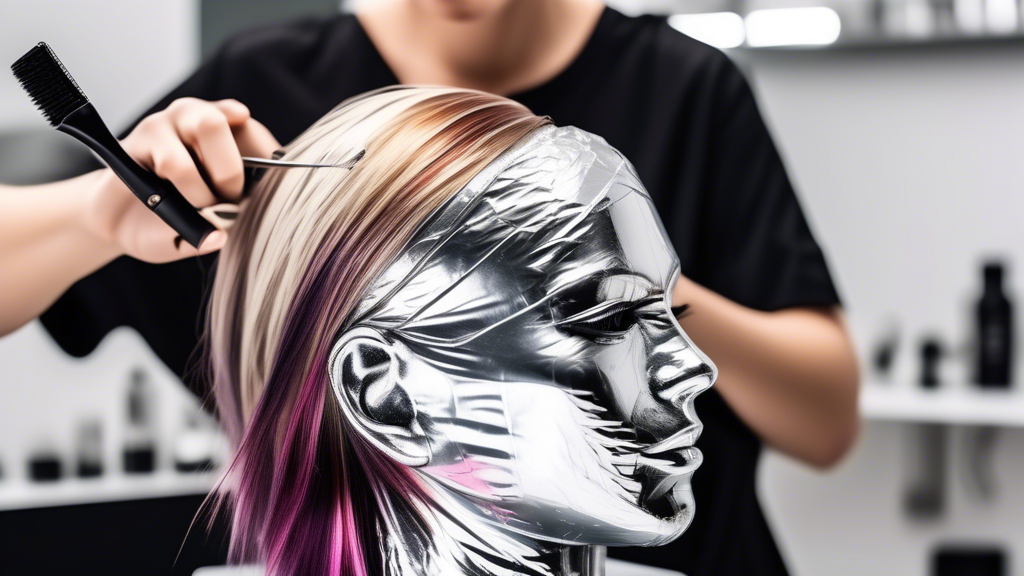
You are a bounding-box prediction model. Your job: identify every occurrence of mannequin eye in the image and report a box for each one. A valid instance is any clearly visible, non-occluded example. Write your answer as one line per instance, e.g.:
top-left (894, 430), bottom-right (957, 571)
top-left (572, 307), bottom-right (637, 337)
top-left (558, 298), bottom-right (656, 340)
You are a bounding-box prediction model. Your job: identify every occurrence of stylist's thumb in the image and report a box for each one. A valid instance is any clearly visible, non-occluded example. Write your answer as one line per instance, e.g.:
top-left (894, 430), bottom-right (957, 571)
top-left (195, 230), bottom-right (228, 256)
top-left (233, 114), bottom-right (281, 160)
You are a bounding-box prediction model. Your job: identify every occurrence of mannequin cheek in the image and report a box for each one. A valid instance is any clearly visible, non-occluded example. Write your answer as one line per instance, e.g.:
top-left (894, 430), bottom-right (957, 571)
top-left (591, 327), bottom-right (648, 424)
top-left (410, 376), bottom-right (522, 498)
top-left (421, 457), bottom-right (516, 498)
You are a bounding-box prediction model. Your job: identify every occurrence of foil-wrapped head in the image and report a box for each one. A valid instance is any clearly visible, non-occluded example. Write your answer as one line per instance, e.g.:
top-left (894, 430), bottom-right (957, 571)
top-left (330, 125), bottom-right (716, 547)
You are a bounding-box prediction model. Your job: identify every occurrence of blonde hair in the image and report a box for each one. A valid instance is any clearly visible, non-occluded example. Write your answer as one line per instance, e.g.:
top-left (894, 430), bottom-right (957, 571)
top-left (204, 86), bottom-right (550, 576)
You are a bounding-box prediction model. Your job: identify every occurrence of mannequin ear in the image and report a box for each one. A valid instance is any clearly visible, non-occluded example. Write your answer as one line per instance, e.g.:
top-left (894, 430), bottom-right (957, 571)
top-left (328, 327), bottom-right (430, 467)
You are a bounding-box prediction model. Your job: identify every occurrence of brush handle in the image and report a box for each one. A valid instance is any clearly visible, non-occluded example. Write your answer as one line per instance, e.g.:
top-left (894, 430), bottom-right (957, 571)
top-left (57, 103), bottom-right (216, 249)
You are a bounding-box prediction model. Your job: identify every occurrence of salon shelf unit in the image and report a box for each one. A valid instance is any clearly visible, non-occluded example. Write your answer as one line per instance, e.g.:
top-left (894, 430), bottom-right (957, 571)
top-left (860, 384), bottom-right (1024, 427)
top-left (735, 31), bottom-right (1024, 52)
top-left (0, 470), bottom-right (219, 512)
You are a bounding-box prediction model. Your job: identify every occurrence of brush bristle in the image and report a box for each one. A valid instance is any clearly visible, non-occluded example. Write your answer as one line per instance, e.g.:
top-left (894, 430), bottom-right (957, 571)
top-left (11, 42), bottom-right (88, 127)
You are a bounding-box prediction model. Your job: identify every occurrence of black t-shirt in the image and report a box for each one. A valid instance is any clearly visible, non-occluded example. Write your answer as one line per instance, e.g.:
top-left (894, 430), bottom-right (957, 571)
top-left (40, 8), bottom-right (839, 576)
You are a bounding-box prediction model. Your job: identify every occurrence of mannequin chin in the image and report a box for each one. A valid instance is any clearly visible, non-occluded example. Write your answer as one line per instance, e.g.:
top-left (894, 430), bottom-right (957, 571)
top-left (330, 126), bottom-right (716, 574)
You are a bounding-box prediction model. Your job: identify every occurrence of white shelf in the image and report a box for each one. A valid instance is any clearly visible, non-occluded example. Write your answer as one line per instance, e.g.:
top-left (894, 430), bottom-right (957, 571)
top-left (734, 31), bottom-right (1024, 52)
top-left (860, 384), bottom-right (1024, 427)
top-left (0, 469), bottom-right (220, 512)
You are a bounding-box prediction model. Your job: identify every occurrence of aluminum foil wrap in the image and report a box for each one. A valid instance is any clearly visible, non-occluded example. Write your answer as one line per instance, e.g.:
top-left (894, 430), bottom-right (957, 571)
top-left (331, 125), bottom-right (716, 573)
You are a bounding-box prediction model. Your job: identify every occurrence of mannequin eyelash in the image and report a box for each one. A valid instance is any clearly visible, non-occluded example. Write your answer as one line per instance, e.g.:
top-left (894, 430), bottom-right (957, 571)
top-left (671, 304), bottom-right (691, 318)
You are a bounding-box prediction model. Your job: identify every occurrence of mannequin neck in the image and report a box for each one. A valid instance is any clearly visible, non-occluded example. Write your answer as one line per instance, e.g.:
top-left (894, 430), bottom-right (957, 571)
top-left (381, 478), bottom-right (606, 576)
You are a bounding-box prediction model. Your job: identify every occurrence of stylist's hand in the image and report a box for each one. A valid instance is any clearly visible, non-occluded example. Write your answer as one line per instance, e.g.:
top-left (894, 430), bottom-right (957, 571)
top-left (83, 98), bottom-right (280, 262)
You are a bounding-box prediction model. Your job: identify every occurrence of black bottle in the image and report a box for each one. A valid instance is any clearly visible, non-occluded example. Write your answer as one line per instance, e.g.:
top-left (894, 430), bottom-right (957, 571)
top-left (976, 263), bottom-right (1013, 388)
top-left (123, 368), bottom-right (157, 474)
top-left (920, 338), bottom-right (943, 389)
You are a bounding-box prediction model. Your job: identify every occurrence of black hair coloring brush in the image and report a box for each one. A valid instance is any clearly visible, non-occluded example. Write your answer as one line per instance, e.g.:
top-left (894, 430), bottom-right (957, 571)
top-left (11, 42), bottom-right (216, 248)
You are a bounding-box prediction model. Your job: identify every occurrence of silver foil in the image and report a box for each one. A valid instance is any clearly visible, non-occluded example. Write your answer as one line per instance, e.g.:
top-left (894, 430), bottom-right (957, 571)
top-left (330, 126), bottom-right (716, 576)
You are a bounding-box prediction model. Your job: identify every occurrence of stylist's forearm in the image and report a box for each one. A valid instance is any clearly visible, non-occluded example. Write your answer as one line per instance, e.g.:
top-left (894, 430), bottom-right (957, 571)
top-left (673, 274), bottom-right (860, 468)
top-left (0, 99), bottom-right (279, 338)
top-left (0, 175), bottom-right (122, 336)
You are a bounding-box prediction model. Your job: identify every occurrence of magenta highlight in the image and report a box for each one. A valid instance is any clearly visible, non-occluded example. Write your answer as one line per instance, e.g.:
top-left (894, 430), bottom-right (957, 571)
top-left (216, 250), bottom-right (430, 576)
top-left (220, 234), bottom-right (432, 573)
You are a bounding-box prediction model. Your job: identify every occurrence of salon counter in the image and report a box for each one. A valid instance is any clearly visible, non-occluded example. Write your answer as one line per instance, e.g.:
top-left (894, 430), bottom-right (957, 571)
top-left (0, 494), bottom-right (689, 576)
top-left (0, 494), bottom-right (230, 576)
top-left (190, 557), bottom-right (687, 576)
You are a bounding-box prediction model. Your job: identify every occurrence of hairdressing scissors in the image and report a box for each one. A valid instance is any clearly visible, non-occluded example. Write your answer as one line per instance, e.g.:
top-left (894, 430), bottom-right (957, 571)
top-left (195, 149), bottom-right (365, 234)
top-left (240, 150), bottom-right (364, 170)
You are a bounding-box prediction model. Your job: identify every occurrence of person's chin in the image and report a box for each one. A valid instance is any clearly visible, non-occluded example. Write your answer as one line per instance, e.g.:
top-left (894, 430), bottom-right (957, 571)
top-left (573, 494), bottom-right (696, 547)
top-left (606, 483), bottom-right (697, 547)
top-left (419, 0), bottom-right (495, 22)
top-left (648, 487), bottom-right (696, 546)
top-left (629, 455), bottom-right (702, 545)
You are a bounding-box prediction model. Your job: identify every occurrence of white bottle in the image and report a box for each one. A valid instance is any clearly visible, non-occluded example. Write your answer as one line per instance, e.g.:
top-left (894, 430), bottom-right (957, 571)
top-left (173, 409), bottom-right (219, 473)
top-left (955, 0), bottom-right (986, 32)
top-left (986, 0), bottom-right (1020, 32)
top-left (905, 0), bottom-right (937, 36)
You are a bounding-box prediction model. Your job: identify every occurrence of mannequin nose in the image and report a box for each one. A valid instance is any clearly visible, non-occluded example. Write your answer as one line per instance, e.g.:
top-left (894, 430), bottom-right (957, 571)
top-left (651, 344), bottom-right (715, 405)
top-left (630, 334), bottom-right (716, 441)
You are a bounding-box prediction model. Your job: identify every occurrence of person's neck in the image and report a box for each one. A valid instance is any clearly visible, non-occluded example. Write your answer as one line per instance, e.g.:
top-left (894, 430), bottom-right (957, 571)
top-left (357, 0), bottom-right (605, 96)
top-left (382, 477), bottom-right (606, 576)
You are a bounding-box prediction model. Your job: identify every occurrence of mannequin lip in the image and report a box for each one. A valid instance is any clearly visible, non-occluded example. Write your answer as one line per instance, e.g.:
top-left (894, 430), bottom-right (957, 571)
top-left (641, 424), bottom-right (702, 454)
top-left (638, 446), bottom-right (703, 504)
top-left (639, 447), bottom-right (702, 474)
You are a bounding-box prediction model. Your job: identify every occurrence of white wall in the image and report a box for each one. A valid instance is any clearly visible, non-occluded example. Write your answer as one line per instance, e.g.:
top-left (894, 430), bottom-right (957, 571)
top-left (0, 0), bottom-right (201, 479)
top-left (0, 0), bottom-right (200, 132)
top-left (764, 425), bottom-right (1024, 575)
top-left (737, 45), bottom-right (1024, 575)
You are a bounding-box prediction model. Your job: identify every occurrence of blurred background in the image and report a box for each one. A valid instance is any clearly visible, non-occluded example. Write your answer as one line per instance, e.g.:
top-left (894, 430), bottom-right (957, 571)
top-left (0, 0), bottom-right (1021, 575)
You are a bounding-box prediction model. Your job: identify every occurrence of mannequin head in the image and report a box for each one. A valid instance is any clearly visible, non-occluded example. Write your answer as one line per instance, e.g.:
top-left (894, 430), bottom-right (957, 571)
top-left (207, 87), bottom-right (714, 576)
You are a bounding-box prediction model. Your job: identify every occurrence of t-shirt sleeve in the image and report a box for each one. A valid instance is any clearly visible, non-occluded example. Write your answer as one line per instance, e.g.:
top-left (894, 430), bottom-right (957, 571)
top-left (689, 55), bottom-right (840, 311)
top-left (38, 50), bottom-right (230, 394)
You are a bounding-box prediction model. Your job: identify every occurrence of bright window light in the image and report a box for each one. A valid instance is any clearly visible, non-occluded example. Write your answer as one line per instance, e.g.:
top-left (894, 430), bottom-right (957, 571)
top-left (744, 7), bottom-right (842, 47)
top-left (985, 0), bottom-right (1019, 33)
top-left (668, 12), bottom-right (746, 49)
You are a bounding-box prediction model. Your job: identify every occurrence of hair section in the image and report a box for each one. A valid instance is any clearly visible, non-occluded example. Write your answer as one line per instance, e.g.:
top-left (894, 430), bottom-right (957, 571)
top-left (204, 86), bottom-right (551, 576)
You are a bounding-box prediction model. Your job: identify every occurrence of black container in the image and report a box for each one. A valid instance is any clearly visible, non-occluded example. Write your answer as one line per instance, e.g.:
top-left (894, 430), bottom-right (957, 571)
top-left (933, 545), bottom-right (1005, 576)
top-left (976, 263), bottom-right (1013, 388)
top-left (123, 448), bottom-right (155, 474)
top-left (28, 452), bottom-right (62, 482)
top-left (920, 338), bottom-right (943, 389)
top-left (123, 368), bottom-right (157, 474)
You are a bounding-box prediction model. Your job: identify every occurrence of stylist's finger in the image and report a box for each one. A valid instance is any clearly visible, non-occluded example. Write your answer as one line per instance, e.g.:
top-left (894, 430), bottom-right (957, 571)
top-left (233, 117), bottom-right (281, 159)
top-left (142, 132), bottom-right (218, 208)
top-left (211, 99), bottom-right (251, 126)
top-left (129, 214), bottom-right (226, 262)
top-left (171, 100), bottom-right (246, 199)
top-left (195, 230), bottom-right (228, 256)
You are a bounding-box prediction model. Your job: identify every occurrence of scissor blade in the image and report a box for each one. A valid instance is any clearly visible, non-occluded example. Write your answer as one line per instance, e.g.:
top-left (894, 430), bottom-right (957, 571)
top-left (241, 150), bottom-right (363, 170)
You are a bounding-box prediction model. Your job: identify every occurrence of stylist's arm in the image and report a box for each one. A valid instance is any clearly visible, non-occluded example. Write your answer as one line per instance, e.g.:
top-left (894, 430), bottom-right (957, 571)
top-left (0, 97), bottom-right (279, 336)
top-left (673, 275), bottom-right (860, 468)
